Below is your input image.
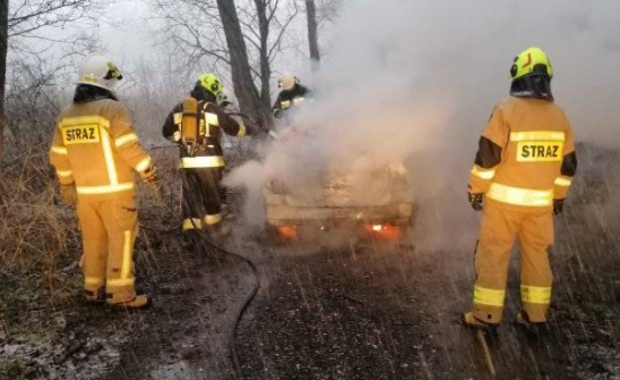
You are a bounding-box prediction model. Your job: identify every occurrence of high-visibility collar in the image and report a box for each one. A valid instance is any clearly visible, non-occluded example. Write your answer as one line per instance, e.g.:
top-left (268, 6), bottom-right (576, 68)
top-left (179, 156), bottom-right (225, 169)
top-left (486, 183), bottom-right (553, 207)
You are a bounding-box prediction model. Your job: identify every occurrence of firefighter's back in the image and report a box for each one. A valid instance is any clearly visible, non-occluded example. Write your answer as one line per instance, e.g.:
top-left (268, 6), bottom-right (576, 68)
top-left (488, 97), bottom-right (574, 209)
top-left (57, 99), bottom-right (143, 199)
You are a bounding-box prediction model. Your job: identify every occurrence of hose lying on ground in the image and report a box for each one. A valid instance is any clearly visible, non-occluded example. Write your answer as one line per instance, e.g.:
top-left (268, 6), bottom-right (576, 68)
top-left (179, 170), bottom-right (261, 380)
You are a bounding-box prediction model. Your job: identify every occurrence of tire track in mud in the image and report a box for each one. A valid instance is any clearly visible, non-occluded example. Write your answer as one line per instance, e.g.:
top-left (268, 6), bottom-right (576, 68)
top-left (233, 242), bottom-right (458, 380)
top-left (233, 235), bottom-right (619, 380)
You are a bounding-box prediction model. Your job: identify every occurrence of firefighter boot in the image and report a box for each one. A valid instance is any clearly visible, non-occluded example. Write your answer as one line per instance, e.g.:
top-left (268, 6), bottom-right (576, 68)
top-left (462, 312), bottom-right (499, 333)
top-left (516, 311), bottom-right (550, 337)
top-left (108, 294), bottom-right (151, 309)
top-left (85, 288), bottom-right (105, 304)
top-left (207, 222), bottom-right (231, 241)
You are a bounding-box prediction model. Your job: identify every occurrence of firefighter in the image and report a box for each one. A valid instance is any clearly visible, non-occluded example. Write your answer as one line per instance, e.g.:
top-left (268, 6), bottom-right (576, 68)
top-left (463, 47), bottom-right (577, 329)
top-left (50, 55), bottom-right (160, 308)
top-left (162, 73), bottom-right (246, 235)
top-left (272, 73), bottom-right (311, 119)
top-left (217, 90), bottom-right (248, 133)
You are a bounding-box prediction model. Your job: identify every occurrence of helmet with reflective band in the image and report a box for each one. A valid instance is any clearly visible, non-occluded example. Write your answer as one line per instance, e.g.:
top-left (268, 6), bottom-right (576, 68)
top-left (78, 55), bottom-right (123, 91)
top-left (198, 73), bottom-right (223, 96)
top-left (510, 47), bottom-right (553, 81)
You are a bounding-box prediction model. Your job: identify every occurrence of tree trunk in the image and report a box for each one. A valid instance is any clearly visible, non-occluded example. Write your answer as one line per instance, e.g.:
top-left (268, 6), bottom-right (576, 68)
top-left (305, 0), bottom-right (320, 72)
top-left (216, 0), bottom-right (272, 128)
top-left (253, 0), bottom-right (272, 109)
top-left (0, 0), bottom-right (8, 192)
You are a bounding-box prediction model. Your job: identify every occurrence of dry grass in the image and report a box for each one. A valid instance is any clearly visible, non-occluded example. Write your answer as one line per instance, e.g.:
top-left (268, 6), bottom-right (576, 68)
top-left (0, 141), bottom-right (181, 321)
top-left (0, 142), bottom-right (82, 312)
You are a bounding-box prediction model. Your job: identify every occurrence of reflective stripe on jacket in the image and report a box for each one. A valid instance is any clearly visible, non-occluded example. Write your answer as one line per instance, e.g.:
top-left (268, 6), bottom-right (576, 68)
top-left (469, 97), bottom-right (577, 209)
top-left (49, 99), bottom-right (152, 195)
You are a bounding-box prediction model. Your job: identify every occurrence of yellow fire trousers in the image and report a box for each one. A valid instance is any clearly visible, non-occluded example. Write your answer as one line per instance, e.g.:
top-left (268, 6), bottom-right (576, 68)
top-left (77, 193), bottom-right (138, 304)
top-left (473, 200), bottom-right (554, 324)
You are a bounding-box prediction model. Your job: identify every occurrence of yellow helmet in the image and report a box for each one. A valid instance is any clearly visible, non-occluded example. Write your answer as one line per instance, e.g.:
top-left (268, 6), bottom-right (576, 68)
top-left (510, 47), bottom-right (553, 81)
top-left (198, 73), bottom-right (223, 96)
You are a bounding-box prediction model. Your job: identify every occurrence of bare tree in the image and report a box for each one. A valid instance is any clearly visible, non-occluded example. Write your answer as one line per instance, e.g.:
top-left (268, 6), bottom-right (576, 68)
top-left (252, 0), bottom-right (272, 106)
top-left (241, 0), bottom-right (299, 107)
top-left (316, 0), bottom-right (343, 25)
top-left (151, 0), bottom-right (300, 126)
top-left (305, 0), bottom-right (320, 71)
top-left (216, 0), bottom-right (269, 126)
top-left (0, 0), bottom-right (102, 186)
top-left (8, 0), bottom-right (97, 38)
top-left (0, 0), bottom-right (7, 192)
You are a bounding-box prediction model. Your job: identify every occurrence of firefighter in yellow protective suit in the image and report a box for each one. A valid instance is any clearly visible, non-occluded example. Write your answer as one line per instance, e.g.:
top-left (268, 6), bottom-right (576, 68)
top-left (162, 73), bottom-right (246, 235)
top-left (464, 47), bottom-right (578, 329)
top-left (50, 55), bottom-right (160, 308)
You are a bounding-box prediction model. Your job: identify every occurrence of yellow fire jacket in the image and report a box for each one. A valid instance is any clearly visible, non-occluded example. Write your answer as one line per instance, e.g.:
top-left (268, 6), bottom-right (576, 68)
top-left (50, 99), bottom-right (152, 196)
top-left (469, 97), bottom-right (578, 209)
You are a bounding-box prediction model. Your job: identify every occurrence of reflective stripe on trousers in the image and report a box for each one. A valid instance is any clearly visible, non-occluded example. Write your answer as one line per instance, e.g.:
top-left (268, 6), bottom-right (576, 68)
top-left (474, 285), bottom-right (506, 307)
top-left (182, 214), bottom-right (222, 230)
top-left (107, 230), bottom-right (136, 288)
top-left (521, 285), bottom-right (552, 305)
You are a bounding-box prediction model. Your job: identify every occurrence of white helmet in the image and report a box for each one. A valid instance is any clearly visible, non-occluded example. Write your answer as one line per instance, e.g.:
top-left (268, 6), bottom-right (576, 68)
top-left (216, 90), bottom-right (230, 106)
top-left (278, 73), bottom-right (298, 91)
top-left (77, 55), bottom-right (123, 92)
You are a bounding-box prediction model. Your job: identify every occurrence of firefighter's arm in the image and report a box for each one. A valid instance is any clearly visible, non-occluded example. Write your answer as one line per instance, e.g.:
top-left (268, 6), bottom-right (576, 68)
top-left (272, 94), bottom-right (286, 118)
top-left (299, 85), bottom-right (311, 98)
top-left (109, 105), bottom-right (154, 176)
top-left (162, 104), bottom-right (183, 144)
top-left (212, 105), bottom-right (247, 138)
top-left (468, 105), bottom-right (509, 195)
top-left (49, 121), bottom-right (74, 185)
top-left (554, 125), bottom-right (577, 200)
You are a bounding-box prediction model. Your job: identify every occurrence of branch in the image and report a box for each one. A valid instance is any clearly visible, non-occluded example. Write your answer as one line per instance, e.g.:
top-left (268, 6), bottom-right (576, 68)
top-left (267, 6), bottom-right (299, 60)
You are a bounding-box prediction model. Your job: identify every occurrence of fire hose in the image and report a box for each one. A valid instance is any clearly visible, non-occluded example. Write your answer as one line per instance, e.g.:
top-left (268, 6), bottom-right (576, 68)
top-left (178, 169), bottom-right (260, 380)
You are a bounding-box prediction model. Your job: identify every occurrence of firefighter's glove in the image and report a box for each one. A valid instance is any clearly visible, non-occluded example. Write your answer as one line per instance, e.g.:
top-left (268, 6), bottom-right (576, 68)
top-left (468, 192), bottom-right (484, 211)
top-left (268, 130), bottom-right (281, 140)
top-left (60, 184), bottom-right (78, 205)
top-left (553, 198), bottom-right (565, 216)
top-left (141, 165), bottom-right (163, 200)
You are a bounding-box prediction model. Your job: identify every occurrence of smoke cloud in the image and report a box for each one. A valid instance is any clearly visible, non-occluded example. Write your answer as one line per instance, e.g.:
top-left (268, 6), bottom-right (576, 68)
top-left (224, 0), bottom-right (620, 248)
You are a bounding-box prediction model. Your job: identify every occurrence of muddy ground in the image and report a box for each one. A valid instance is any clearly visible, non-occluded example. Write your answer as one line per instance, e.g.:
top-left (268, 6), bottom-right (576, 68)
top-left (2, 144), bottom-right (620, 380)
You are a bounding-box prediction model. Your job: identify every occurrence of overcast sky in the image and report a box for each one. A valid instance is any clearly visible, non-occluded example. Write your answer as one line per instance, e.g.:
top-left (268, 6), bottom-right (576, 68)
top-left (99, 0), bottom-right (158, 67)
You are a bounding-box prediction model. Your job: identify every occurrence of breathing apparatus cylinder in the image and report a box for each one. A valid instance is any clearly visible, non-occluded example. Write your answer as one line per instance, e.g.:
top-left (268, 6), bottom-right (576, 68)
top-left (181, 97), bottom-right (199, 154)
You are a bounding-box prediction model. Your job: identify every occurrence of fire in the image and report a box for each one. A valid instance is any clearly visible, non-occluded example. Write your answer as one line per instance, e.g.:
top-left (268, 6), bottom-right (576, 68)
top-left (277, 225), bottom-right (299, 240)
top-left (365, 223), bottom-right (403, 241)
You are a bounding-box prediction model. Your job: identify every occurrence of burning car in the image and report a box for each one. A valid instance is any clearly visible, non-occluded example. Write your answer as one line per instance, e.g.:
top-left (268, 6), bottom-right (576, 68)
top-left (264, 163), bottom-right (414, 242)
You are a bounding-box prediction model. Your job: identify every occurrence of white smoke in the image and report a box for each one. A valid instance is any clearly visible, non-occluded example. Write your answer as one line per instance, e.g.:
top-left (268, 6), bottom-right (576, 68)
top-left (224, 0), bottom-right (620, 247)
